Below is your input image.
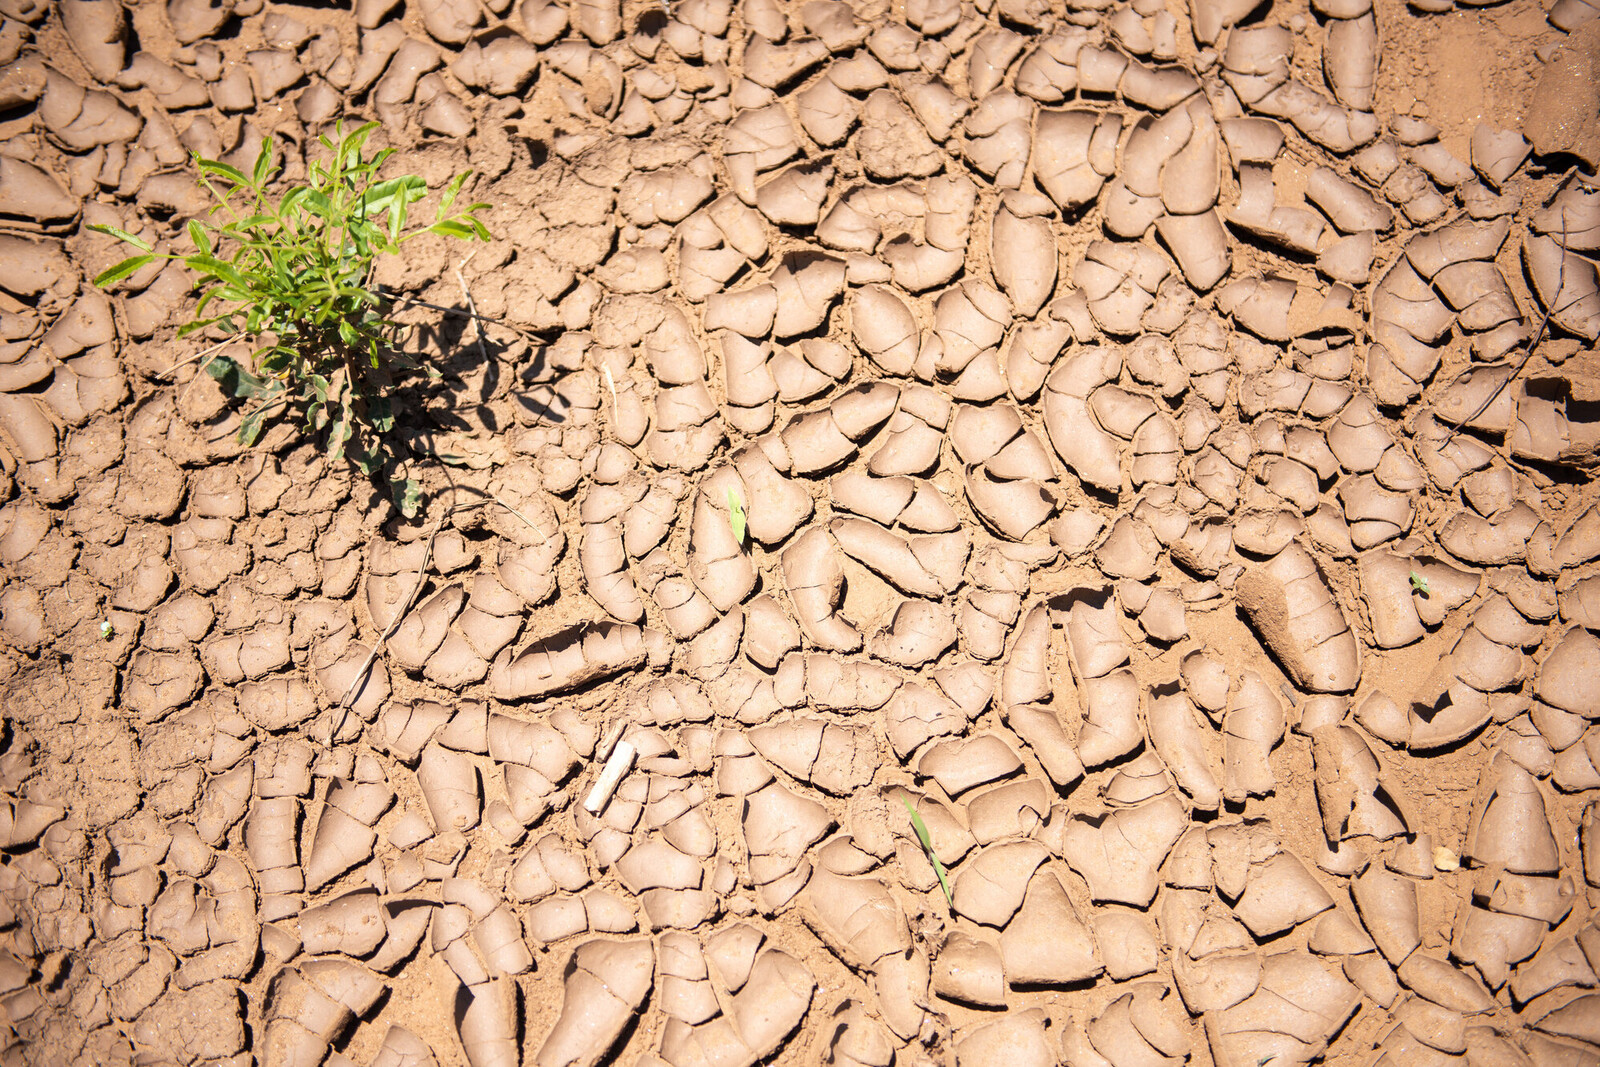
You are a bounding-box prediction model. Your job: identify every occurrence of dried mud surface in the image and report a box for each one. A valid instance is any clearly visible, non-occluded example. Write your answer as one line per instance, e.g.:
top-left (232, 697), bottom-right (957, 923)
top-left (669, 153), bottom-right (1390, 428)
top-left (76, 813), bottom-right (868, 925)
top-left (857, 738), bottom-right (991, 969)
top-left (1, 0), bottom-right (1599, 1063)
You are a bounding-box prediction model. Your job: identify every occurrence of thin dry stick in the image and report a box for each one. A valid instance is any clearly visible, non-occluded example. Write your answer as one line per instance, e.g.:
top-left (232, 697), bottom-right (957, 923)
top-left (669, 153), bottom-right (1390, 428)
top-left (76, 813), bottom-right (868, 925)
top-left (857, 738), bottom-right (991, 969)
top-left (603, 364), bottom-right (619, 424)
top-left (454, 252), bottom-right (489, 365)
top-left (178, 338), bottom-right (265, 405)
top-left (336, 493), bottom-right (541, 709)
top-left (1441, 222), bottom-right (1568, 443)
top-left (1441, 171), bottom-right (1577, 444)
top-left (159, 335), bottom-right (238, 379)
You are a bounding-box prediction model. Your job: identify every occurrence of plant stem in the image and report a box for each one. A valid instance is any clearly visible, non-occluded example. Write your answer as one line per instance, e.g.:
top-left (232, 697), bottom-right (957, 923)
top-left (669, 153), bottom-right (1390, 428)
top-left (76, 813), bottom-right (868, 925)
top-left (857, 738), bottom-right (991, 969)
top-left (1440, 171), bottom-right (1576, 444)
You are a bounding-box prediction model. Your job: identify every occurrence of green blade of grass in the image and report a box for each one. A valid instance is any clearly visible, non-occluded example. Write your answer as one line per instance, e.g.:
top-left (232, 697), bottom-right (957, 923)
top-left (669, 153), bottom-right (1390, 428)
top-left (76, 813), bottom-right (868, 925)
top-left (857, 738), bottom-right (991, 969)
top-left (903, 800), bottom-right (953, 908)
top-left (727, 489), bottom-right (747, 546)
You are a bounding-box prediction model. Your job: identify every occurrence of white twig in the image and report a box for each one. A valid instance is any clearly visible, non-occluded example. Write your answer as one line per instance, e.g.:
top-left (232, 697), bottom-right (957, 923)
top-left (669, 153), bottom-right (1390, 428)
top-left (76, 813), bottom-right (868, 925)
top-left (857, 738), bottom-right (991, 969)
top-left (602, 364), bottom-right (619, 424)
top-left (596, 719), bottom-right (628, 762)
top-left (584, 740), bottom-right (636, 814)
top-left (161, 335), bottom-right (238, 379)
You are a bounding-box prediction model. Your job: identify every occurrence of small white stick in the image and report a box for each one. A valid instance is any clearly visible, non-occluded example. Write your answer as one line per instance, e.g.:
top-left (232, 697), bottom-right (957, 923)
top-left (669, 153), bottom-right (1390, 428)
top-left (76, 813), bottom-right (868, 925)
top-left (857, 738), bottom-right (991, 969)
top-left (602, 364), bottom-right (619, 422)
top-left (583, 739), bottom-right (636, 814)
top-left (595, 720), bottom-right (628, 762)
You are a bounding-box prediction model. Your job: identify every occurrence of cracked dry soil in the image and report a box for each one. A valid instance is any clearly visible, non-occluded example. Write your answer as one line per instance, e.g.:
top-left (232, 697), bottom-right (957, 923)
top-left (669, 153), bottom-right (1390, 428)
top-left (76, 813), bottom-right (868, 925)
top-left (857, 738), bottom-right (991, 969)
top-left (1, 0), bottom-right (1600, 1063)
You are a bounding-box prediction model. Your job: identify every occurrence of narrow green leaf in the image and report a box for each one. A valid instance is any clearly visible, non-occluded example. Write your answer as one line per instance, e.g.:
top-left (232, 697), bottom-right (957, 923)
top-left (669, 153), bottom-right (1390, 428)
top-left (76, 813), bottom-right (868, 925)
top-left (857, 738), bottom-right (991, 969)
top-left (222, 212), bottom-right (276, 232)
top-left (727, 489), bottom-right (747, 546)
top-left (196, 158), bottom-right (251, 187)
top-left (903, 800), bottom-right (953, 908)
top-left (176, 314), bottom-right (227, 337)
top-left (252, 136), bottom-right (273, 188)
top-left (387, 201), bottom-right (406, 246)
top-left (191, 286), bottom-right (226, 317)
top-left (92, 254), bottom-right (155, 288)
top-left (186, 219), bottom-right (212, 256)
top-left (87, 224), bottom-right (154, 252)
top-left (340, 121), bottom-right (379, 161)
top-left (279, 186), bottom-right (309, 217)
top-left (437, 171), bottom-right (470, 217)
top-left (298, 189), bottom-right (336, 219)
top-left (426, 218), bottom-right (477, 240)
top-left (188, 255), bottom-right (254, 292)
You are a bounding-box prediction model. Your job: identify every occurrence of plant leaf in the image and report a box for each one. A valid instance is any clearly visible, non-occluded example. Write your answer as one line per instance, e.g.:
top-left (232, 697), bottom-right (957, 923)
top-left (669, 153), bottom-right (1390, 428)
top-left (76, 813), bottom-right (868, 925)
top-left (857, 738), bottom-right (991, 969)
top-left (425, 218), bottom-right (482, 240)
top-left (186, 219), bottom-right (212, 256)
top-left (362, 175), bottom-right (426, 216)
top-left (392, 475), bottom-right (422, 519)
top-left (368, 395), bottom-right (395, 434)
top-left (437, 170), bottom-right (470, 217)
top-left (251, 136), bottom-right (273, 188)
top-left (326, 414), bottom-right (353, 464)
top-left (903, 800), bottom-right (953, 908)
top-left (727, 489), bottom-right (747, 546)
top-left (196, 157), bottom-right (251, 188)
top-left (1409, 570), bottom-right (1430, 597)
top-left (237, 403), bottom-right (272, 446)
top-left (205, 355), bottom-right (269, 399)
top-left (92, 254), bottom-right (155, 287)
top-left (187, 255), bottom-right (255, 293)
top-left (87, 224), bottom-right (154, 252)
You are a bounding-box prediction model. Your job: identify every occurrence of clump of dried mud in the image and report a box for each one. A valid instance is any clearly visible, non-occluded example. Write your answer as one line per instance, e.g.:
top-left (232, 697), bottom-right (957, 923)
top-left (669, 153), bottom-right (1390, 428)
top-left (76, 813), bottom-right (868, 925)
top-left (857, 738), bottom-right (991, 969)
top-left (0, 0), bottom-right (1599, 1063)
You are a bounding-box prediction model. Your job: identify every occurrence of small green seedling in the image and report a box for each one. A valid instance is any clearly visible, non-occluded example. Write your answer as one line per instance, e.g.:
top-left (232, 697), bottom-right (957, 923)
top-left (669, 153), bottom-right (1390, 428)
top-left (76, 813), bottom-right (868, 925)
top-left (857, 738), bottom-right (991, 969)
top-left (1409, 570), bottom-right (1430, 597)
top-left (727, 489), bottom-right (747, 546)
top-left (903, 800), bottom-right (953, 908)
top-left (100, 620), bottom-right (115, 640)
top-left (92, 120), bottom-right (490, 517)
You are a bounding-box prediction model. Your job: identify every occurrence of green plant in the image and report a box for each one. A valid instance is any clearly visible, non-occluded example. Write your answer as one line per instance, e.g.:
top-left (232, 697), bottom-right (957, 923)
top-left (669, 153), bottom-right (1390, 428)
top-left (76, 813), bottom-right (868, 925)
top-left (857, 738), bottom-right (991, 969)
top-left (727, 488), bottom-right (747, 546)
top-left (1409, 570), bottom-right (1430, 597)
top-left (91, 121), bottom-right (490, 516)
top-left (903, 799), bottom-right (953, 908)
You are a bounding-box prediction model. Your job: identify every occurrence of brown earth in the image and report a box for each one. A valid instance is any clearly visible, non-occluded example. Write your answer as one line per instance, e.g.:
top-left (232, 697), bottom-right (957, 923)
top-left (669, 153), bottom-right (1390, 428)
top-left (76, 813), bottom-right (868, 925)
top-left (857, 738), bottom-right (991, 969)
top-left (0, 0), bottom-right (1598, 1063)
